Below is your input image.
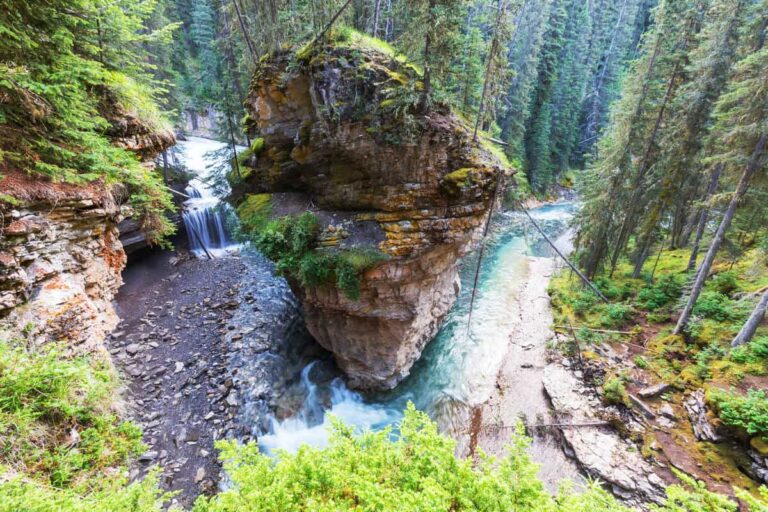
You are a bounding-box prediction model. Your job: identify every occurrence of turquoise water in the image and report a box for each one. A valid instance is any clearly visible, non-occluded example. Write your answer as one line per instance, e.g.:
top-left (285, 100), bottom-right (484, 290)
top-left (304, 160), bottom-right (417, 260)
top-left (259, 202), bottom-right (576, 452)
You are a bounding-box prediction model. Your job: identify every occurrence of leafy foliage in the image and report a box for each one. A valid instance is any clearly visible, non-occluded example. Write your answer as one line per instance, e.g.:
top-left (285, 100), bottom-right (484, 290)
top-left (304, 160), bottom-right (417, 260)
top-left (252, 212), bottom-right (386, 301)
top-left (710, 389), bottom-right (768, 440)
top-left (194, 404), bottom-right (631, 512)
top-left (0, 1), bottom-right (176, 242)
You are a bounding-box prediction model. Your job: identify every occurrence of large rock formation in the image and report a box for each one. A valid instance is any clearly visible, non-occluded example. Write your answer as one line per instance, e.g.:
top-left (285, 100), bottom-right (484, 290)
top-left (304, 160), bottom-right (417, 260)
top-left (236, 34), bottom-right (511, 390)
top-left (0, 112), bottom-right (174, 350)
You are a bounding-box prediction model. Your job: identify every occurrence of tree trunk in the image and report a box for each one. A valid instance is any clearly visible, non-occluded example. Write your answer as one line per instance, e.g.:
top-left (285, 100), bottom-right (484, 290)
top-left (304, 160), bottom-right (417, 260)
top-left (232, 0), bottom-right (257, 61)
top-left (473, 0), bottom-right (506, 142)
top-left (687, 164), bottom-right (722, 272)
top-left (731, 290), bottom-right (768, 347)
top-left (371, 0), bottom-right (382, 37)
top-left (609, 58), bottom-right (683, 276)
top-left (674, 133), bottom-right (766, 335)
top-left (419, 0), bottom-right (436, 113)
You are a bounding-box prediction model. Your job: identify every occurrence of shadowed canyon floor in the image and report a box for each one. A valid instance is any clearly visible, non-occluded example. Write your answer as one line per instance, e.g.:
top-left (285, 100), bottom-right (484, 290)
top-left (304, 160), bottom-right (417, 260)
top-left (112, 251), bottom-right (245, 508)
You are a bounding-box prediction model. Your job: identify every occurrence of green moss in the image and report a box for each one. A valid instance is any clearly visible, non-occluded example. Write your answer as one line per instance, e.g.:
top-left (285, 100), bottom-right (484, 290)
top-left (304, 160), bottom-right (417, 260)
top-left (246, 212), bottom-right (386, 300)
top-left (236, 194), bottom-right (272, 234)
top-left (250, 137), bottom-right (265, 154)
top-left (444, 167), bottom-right (475, 187)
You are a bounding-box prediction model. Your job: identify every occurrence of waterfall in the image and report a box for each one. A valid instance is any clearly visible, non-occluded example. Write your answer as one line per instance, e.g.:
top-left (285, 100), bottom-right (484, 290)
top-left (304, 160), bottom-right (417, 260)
top-left (175, 136), bottom-right (242, 258)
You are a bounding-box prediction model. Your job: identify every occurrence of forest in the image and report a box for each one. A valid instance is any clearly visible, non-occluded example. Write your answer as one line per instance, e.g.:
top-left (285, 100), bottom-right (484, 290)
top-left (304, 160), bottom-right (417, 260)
top-left (0, 0), bottom-right (767, 511)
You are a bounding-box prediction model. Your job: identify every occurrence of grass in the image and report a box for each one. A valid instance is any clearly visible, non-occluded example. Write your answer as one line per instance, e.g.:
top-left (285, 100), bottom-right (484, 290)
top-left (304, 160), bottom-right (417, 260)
top-left (0, 339), bottom-right (143, 490)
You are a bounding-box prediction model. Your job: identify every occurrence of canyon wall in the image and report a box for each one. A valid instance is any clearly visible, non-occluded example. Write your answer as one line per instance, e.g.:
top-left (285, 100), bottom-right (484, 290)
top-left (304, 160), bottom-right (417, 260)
top-left (0, 120), bottom-right (174, 350)
top-left (237, 36), bottom-right (512, 390)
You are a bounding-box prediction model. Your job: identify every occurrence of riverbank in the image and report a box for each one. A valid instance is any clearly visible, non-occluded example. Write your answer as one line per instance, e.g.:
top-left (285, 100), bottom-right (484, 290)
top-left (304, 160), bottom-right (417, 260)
top-left (111, 252), bottom-right (245, 508)
top-left (472, 255), bottom-right (583, 491)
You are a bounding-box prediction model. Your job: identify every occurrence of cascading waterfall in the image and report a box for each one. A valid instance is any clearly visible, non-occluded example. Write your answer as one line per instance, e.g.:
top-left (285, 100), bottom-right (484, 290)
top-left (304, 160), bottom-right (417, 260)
top-left (175, 136), bottom-right (242, 258)
top-left (259, 202), bottom-right (577, 454)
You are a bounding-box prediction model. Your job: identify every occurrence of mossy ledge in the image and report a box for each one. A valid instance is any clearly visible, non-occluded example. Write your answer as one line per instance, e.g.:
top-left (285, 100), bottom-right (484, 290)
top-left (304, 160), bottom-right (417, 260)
top-left (233, 31), bottom-right (513, 390)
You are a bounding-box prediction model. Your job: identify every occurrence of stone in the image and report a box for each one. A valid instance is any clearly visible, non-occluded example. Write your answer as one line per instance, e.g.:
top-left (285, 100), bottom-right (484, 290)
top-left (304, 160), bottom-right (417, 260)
top-left (239, 44), bottom-right (508, 390)
top-left (637, 382), bottom-right (671, 398)
top-left (659, 404), bottom-right (676, 420)
top-left (126, 343), bottom-right (142, 356)
top-left (195, 467), bottom-right (206, 483)
top-left (138, 450), bottom-right (158, 462)
top-left (683, 389), bottom-right (723, 443)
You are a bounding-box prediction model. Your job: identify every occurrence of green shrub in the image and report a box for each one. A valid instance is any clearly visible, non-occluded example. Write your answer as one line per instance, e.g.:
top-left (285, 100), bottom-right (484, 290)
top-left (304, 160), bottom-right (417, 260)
top-left (635, 356), bottom-right (649, 369)
top-left (695, 344), bottom-right (727, 380)
top-left (710, 389), bottom-right (768, 440)
top-left (710, 272), bottom-right (739, 296)
top-left (569, 290), bottom-right (599, 316)
top-left (692, 291), bottom-right (735, 322)
top-left (602, 377), bottom-right (631, 407)
top-left (194, 404), bottom-right (631, 512)
top-left (0, 471), bottom-right (168, 512)
top-left (0, 341), bottom-right (143, 487)
top-left (252, 213), bottom-right (385, 300)
top-left (751, 337), bottom-right (768, 360)
top-left (637, 274), bottom-right (683, 311)
top-left (598, 303), bottom-right (634, 328)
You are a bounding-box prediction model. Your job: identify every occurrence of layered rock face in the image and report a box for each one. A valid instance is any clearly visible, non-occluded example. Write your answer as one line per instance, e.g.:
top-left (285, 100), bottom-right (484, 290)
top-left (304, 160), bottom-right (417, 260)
top-left (0, 173), bottom-right (126, 351)
top-left (237, 38), bottom-right (510, 390)
top-left (0, 114), bottom-right (174, 350)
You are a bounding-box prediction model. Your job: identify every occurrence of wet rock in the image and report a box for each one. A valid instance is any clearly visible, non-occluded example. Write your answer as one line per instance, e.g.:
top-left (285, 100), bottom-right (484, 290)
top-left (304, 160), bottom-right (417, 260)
top-left (683, 389), bottom-right (723, 443)
top-left (126, 343), bottom-right (142, 355)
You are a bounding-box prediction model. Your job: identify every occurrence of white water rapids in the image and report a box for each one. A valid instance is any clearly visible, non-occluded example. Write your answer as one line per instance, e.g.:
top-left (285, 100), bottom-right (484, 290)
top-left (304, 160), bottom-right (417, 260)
top-left (258, 203), bottom-right (577, 455)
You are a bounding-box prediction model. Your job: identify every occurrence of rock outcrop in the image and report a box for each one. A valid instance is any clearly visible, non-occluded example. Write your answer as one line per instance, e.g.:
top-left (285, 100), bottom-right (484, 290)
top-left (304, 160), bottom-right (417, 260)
top-left (0, 113), bottom-right (174, 349)
top-left (236, 34), bottom-right (511, 390)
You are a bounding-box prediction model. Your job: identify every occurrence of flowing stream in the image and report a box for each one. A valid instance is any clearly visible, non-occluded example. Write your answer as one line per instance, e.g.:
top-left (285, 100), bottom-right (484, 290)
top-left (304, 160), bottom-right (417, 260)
top-left (169, 136), bottom-right (580, 485)
top-left (176, 136), bottom-right (240, 258)
top-left (259, 203), bottom-right (577, 458)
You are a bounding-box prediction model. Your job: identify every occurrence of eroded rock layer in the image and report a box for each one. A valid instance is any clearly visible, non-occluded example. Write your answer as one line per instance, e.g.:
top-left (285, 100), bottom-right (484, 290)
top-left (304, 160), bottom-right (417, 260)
top-left (0, 119), bottom-right (174, 350)
top-left (238, 38), bottom-right (510, 390)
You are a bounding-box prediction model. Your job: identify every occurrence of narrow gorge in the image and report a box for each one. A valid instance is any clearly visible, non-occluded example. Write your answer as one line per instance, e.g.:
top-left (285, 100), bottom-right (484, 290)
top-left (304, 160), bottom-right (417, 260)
top-left (3, 2), bottom-right (768, 512)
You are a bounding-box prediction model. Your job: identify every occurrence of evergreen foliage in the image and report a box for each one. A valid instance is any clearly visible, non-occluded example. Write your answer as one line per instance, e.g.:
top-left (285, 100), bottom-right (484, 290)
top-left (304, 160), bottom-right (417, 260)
top-left (0, 0), bottom-right (177, 241)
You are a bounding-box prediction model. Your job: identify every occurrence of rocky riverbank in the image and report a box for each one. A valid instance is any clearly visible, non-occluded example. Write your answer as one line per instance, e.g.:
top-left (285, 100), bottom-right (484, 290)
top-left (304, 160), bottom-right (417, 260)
top-left (111, 248), bottom-right (321, 508)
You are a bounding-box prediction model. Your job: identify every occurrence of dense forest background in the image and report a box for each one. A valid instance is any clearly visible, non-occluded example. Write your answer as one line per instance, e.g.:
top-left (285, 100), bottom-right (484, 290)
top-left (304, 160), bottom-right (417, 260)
top-left (148, 0), bottom-right (655, 194)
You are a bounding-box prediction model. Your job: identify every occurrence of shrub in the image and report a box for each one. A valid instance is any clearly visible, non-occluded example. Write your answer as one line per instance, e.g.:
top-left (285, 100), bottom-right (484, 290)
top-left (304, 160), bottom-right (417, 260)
top-left (637, 274), bottom-right (683, 311)
top-left (598, 303), bottom-right (634, 328)
top-left (692, 291), bottom-right (735, 322)
top-left (253, 213), bottom-right (385, 300)
top-left (569, 290), bottom-right (599, 316)
top-left (194, 404), bottom-right (632, 512)
top-left (710, 389), bottom-right (768, 440)
top-left (0, 471), bottom-right (167, 512)
top-left (602, 377), bottom-right (631, 407)
top-left (710, 272), bottom-right (738, 296)
top-left (0, 340), bottom-right (143, 487)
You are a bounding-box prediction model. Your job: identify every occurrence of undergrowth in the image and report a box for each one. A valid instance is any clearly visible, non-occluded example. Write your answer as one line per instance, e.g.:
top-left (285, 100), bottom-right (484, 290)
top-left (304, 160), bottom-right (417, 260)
top-left (0, 339), bottom-right (143, 489)
top-left (248, 211), bottom-right (386, 300)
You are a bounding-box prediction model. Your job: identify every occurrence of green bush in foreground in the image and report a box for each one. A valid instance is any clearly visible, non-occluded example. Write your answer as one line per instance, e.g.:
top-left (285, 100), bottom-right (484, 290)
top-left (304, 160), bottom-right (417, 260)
top-left (0, 471), bottom-right (168, 512)
top-left (193, 404), bottom-right (629, 512)
top-left (710, 389), bottom-right (768, 441)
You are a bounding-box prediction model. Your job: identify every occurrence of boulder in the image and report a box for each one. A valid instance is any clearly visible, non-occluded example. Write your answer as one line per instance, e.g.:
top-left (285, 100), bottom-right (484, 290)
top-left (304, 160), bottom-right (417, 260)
top-left (236, 36), bottom-right (511, 390)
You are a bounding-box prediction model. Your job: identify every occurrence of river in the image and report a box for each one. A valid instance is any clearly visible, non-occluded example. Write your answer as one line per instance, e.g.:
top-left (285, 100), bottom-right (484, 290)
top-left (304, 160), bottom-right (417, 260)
top-left (168, 137), bottom-right (581, 488)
